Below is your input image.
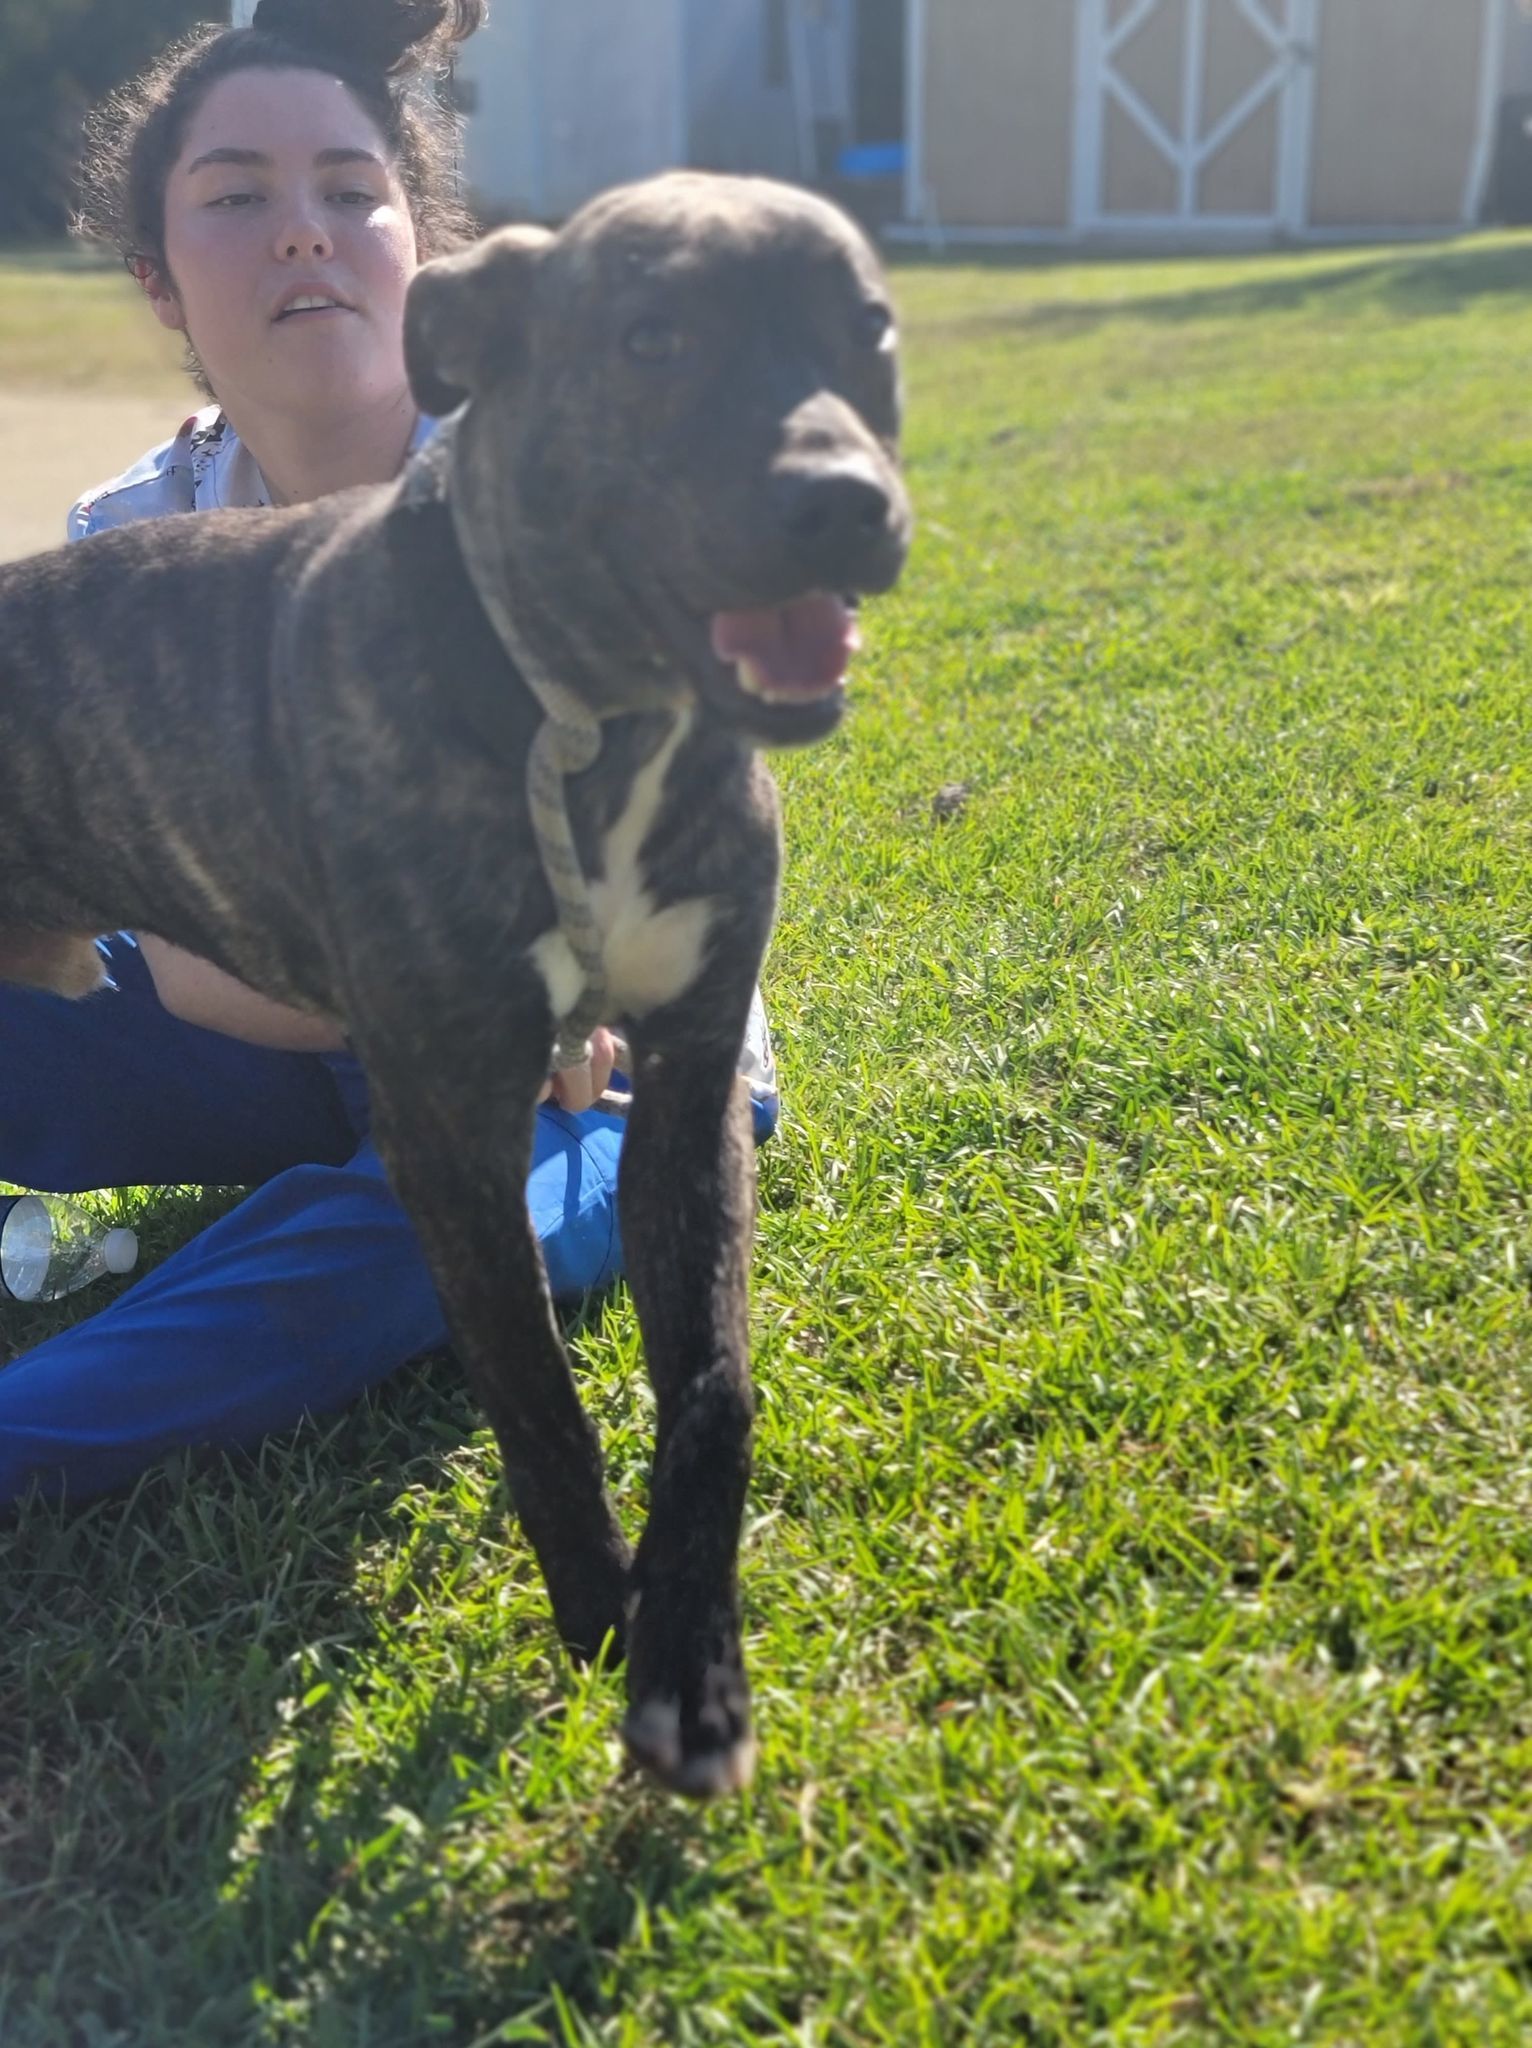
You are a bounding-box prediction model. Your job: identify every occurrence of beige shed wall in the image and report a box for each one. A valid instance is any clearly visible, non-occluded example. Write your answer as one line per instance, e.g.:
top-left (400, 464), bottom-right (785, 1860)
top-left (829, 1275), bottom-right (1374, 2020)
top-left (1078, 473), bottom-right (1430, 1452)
top-left (1307, 0), bottom-right (1486, 227)
top-left (919, 0), bottom-right (1075, 228)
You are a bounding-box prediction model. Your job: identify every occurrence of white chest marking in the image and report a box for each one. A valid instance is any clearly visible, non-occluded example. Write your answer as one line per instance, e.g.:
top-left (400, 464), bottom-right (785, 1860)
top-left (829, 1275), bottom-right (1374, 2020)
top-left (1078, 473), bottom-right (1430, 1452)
top-left (528, 710), bottom-right (715, 1026)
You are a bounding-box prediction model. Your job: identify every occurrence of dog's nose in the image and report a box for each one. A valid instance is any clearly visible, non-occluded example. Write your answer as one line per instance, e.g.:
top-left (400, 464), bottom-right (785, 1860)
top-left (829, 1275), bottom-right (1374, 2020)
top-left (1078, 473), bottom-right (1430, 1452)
top-left (775, 463), bottom-right (894, 552)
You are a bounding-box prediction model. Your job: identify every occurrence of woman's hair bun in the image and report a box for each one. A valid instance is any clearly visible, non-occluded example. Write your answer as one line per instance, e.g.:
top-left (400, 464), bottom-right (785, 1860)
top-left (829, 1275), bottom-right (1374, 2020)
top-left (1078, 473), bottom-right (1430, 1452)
top-left (250, 0), bottom-right (487, 77)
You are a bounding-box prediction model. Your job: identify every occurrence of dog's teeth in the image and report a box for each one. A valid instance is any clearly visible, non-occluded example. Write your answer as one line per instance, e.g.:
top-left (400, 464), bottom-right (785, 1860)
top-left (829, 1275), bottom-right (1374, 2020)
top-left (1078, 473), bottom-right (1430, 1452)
top-left (734, 660), bottom-right (819, 708)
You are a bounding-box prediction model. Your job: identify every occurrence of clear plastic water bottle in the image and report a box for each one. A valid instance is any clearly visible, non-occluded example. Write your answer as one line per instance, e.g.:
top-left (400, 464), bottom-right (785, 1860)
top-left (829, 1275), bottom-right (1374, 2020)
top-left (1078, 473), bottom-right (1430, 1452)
top-left (0, 1194), bottom-right (138, 1304)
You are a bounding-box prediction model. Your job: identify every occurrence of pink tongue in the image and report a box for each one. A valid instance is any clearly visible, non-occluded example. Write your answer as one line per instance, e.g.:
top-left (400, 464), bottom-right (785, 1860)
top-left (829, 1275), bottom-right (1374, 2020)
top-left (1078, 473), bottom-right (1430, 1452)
top-left (709, 593), bottom-right (860, 699)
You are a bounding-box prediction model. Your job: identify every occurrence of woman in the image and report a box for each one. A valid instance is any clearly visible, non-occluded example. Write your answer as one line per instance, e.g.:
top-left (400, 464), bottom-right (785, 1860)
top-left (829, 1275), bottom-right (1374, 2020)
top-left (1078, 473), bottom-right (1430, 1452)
top-left (0, 0), bottom-right (778, 1506)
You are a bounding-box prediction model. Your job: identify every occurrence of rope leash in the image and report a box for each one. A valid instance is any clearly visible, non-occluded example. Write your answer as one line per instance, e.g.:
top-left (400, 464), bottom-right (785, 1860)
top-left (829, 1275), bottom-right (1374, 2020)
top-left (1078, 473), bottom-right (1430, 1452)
top-left (413, 419), bottom-right (610, 1072)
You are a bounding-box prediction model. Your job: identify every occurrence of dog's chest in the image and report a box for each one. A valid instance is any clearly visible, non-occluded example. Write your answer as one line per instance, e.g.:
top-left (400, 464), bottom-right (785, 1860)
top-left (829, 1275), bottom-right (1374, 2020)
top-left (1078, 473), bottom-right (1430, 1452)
top-left (529, 713), bottom-right (714, 1026)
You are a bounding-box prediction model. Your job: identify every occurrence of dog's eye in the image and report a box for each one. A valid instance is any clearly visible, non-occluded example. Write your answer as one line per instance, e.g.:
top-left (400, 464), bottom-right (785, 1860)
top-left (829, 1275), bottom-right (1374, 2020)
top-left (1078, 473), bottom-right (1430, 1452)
top-left (856, 302), bottom-right (896, 350)
top-left (623, 318), bottom-right (688, 364)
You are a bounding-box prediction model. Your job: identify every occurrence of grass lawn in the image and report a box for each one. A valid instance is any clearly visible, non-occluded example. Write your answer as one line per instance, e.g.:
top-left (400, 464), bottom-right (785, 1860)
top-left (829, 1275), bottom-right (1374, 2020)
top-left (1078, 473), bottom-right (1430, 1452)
top-left (0, 249), bottom-right (191, 559)
top-left (0, 245), bottom-right (188, 394)
top-left (4, 230), bottom-right (1532, 2044)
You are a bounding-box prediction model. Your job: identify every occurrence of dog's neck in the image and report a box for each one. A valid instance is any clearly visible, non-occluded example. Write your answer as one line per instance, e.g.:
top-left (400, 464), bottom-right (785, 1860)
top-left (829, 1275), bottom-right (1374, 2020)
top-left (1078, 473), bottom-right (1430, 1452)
top-left (431, 413), bottom-right (686, 720)
top-left (416, 415), bottom-right (614, 1071)
top-left (428, 417), bottom-right (603, 751)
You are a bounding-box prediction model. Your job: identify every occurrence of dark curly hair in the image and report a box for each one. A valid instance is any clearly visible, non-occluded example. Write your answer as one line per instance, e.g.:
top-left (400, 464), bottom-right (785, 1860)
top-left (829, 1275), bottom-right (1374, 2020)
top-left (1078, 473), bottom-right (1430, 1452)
top-left (76, 1), bottom-right (486, 296)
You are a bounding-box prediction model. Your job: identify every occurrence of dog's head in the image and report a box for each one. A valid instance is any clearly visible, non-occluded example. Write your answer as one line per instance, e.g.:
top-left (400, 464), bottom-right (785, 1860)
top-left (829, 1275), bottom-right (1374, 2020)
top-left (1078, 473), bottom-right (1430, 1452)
top-left (404, 172), bottom-right (911, 744)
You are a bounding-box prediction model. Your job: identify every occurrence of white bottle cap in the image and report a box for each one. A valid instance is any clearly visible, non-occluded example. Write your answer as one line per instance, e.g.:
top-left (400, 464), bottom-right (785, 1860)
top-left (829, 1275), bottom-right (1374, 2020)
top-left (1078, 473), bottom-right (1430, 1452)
top-left (103, 1228), bottom-right (139, 1276)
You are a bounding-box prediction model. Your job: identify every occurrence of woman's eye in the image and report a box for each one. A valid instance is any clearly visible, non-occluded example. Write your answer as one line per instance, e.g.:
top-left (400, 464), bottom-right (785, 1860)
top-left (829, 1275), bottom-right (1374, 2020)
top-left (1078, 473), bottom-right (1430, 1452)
top-left (623, 317), bottom-right (688, 365)
top-left (333, 189), bottom-right (378, 207)
top-left (209, 192), bottom-right (260, 209)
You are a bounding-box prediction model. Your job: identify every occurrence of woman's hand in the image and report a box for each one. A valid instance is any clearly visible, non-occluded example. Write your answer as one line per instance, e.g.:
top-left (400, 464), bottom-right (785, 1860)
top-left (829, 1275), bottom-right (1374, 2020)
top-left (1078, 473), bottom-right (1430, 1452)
top-left (539, 1025), bottom-right (619, 1112)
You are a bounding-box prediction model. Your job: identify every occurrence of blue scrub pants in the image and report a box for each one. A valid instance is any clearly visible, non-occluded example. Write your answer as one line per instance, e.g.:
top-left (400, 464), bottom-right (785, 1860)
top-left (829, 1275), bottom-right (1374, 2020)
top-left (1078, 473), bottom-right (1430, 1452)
top-left (0, 936), bottom-right (626, 1507)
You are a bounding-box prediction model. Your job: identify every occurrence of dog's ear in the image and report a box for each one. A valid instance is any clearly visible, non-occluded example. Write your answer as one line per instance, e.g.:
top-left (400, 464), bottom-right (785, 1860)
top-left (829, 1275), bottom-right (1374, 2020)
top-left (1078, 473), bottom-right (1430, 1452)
top-left (404, 224), bottom-right (554, 416)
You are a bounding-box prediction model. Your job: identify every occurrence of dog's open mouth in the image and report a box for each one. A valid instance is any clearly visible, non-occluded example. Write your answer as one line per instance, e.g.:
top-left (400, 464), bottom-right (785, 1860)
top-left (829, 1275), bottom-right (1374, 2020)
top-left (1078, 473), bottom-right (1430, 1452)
top-left (648, 578), bottom-right (870, 745)
top-left (708, 592), bottom-right (860, 707)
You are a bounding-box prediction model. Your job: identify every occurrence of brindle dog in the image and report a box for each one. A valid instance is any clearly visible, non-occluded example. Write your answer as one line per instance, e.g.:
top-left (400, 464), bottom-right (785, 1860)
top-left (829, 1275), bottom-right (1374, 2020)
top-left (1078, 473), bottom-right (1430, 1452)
top-left (0, 172), bottom-right (910, 1796)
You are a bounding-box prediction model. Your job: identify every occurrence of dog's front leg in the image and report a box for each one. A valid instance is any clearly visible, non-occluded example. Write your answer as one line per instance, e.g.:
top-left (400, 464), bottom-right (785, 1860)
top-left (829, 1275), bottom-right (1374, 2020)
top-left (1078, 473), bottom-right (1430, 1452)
top-left (363, 1058), bottom-right (632, 1666)
top-left (617, 1039), bottom-right (760, 1797)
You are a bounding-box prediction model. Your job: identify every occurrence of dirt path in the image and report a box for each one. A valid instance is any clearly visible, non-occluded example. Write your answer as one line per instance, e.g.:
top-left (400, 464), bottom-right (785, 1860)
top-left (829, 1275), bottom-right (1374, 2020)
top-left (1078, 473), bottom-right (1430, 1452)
top-left (0, 388), bottom-right (190, 562)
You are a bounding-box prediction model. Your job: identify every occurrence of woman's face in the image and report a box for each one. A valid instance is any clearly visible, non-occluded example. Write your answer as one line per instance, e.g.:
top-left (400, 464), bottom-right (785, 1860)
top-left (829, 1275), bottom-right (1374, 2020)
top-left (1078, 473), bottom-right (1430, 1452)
top-left (153, 66), bottom-right (419, 422)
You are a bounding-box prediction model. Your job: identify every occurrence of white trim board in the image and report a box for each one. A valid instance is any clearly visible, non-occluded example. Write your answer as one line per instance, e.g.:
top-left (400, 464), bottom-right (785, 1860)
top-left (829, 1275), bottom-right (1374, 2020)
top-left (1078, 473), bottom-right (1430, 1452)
top-left (1465, 0), bottom-right (1509, 223)
top-left (1074, 0), bottom-right (1315, 235)
top-left (904, 0), bottom-right (929, 229)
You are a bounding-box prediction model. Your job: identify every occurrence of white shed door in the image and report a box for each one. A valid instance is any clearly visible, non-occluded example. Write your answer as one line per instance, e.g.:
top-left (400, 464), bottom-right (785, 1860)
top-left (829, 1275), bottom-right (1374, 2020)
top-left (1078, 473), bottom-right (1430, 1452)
top-left (1073, 0), bottom-right (1318, 231)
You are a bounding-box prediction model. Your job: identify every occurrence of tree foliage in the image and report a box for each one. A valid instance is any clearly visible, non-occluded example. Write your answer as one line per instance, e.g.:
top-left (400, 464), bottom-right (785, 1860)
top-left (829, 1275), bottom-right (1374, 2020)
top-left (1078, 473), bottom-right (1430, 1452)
top-left (0, 0), bottom-right (227, 240)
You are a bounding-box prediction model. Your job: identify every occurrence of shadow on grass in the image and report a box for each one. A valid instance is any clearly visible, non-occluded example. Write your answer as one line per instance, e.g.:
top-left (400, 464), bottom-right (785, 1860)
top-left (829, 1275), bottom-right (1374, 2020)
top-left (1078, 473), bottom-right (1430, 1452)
top-left (0, 1300), bottom-right (693, 2041)
top-left (906, 235), bottom-right (1532, 337)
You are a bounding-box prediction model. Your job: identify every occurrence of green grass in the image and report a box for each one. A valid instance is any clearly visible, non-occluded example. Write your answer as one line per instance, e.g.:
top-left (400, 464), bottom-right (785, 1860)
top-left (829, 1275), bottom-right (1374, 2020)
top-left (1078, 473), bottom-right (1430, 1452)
top-left (0, 246), bottom-right (187, 393)
top-left (5, 230), bottom-right (1532, 2043)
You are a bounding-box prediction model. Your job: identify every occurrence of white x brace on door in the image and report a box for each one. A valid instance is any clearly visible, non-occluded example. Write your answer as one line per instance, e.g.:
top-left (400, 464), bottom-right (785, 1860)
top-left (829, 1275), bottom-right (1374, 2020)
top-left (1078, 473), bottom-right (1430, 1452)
top-left (1072, 0), bottom-right (1319, 233)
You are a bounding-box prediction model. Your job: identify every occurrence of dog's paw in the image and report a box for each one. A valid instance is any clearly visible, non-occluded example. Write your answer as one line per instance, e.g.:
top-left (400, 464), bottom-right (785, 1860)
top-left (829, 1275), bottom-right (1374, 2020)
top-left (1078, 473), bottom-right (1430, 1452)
top-left (621, 1651), bottom-right (756, 1799)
